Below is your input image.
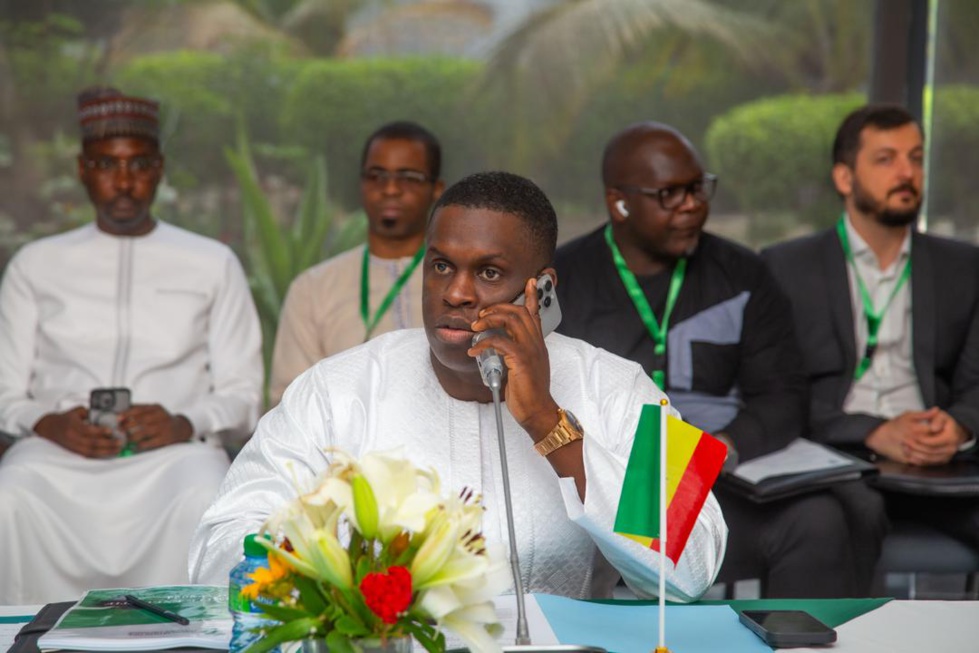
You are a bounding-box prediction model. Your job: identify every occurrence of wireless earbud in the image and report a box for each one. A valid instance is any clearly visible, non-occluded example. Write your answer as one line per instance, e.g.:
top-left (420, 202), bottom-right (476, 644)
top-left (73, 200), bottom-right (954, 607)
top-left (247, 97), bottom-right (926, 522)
top-left (615, 200), bottom-right (629, 217)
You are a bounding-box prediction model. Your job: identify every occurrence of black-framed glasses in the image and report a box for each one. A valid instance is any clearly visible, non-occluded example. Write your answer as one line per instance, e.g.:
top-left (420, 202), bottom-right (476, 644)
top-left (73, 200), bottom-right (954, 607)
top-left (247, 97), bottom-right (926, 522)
top-left (82, 156), bottom-right (162, 177)
top-left (361, 167), bottom-right (432, 188)
top-left (618, 173), bottom-right (718, 211)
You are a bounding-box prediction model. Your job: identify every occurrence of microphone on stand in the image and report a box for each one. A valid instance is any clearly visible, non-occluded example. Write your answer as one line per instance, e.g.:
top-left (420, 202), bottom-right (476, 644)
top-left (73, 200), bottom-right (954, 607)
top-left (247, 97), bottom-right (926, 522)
top-left (473, 331), bottom-right (606, 653)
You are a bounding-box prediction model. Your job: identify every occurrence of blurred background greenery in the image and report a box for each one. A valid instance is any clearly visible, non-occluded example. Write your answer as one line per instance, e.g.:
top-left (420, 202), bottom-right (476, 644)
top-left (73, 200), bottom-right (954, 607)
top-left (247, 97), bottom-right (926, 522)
top-left (1, 0), bottom-right (977, 379)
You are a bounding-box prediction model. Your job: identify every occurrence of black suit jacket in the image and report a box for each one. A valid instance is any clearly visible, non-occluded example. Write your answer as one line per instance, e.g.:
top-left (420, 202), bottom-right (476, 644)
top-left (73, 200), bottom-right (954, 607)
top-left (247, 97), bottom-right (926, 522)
top-left (762, 228), bottom-right (979, 451)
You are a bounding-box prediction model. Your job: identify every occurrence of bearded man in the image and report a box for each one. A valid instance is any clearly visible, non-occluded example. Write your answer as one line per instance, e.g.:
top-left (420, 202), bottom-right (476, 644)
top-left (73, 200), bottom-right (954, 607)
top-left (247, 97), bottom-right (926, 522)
top-left (764, 104), bottom-right (979, 554)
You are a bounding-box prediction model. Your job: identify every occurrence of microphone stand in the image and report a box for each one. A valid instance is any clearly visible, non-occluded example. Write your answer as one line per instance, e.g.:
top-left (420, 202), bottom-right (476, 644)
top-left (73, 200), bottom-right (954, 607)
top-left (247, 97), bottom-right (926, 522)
top-left (482, 357), bottom-right (606, 653)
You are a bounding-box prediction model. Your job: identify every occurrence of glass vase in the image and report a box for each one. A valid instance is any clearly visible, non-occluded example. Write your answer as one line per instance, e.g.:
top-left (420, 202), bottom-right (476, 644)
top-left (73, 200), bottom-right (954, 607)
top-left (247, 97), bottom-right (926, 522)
top-left (300, 636), bottom-right (413, 653)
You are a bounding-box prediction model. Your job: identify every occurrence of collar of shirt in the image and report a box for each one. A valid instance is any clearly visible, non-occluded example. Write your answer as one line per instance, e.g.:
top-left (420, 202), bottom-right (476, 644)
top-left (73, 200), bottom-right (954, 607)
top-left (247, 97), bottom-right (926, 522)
top-left (844, 214), bottom-right (911, 277)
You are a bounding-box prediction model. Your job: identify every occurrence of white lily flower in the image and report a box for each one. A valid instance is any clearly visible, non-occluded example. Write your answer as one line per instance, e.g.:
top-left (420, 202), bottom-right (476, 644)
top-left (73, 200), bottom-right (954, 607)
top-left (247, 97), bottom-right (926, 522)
top-left (256, 448), bottom-right (507, 652)
top-left (411, 515), bottom-right (460, 587)
top-left (358, 451), bottom-right (442, 541)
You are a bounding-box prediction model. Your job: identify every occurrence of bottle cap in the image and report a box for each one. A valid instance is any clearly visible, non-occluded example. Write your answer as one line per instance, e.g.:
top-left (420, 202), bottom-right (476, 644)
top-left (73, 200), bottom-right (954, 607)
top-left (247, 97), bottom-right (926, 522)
top-left (243, 533), bottom-right (268, 557)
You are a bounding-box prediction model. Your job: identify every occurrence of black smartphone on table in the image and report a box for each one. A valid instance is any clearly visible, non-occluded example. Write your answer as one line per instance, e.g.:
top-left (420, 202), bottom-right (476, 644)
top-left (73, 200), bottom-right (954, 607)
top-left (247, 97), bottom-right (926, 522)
top-left (739, 609), bottom-right (837, 648)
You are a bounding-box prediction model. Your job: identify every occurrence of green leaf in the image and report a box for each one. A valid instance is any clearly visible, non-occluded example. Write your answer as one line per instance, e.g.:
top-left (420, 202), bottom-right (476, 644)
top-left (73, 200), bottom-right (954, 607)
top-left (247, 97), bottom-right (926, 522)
top-left (326, 629), bottom-right (356, 653)
top-left (294, 575), bottom-right (330, 615)
top-left (293, 155), bottom-right (331, 262)
top-left (355, 554), bottom-right (371, 583)
top-left (334, 615), bottom-right (371, 637)
top-left (225, 134), bottom-right (291, 299)
top-left (403, 621), bottom-right (442, 653)
top-left (242, 617), bottom-right (324, 653)
top-left (339, 587), bottom-right (375, 626)
top-left (254, 602), bottom-right (312, 623)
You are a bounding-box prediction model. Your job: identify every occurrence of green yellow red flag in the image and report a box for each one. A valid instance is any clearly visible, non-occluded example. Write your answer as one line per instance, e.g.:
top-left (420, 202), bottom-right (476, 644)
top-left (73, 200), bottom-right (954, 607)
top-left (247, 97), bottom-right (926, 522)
top-left (614, 403), bottom-right (727, 564)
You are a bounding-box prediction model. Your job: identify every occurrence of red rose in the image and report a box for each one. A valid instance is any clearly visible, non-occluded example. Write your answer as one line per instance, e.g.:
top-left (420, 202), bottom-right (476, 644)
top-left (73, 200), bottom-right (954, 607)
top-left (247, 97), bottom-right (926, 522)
top-left (360, 566), bottom-right (413, 624)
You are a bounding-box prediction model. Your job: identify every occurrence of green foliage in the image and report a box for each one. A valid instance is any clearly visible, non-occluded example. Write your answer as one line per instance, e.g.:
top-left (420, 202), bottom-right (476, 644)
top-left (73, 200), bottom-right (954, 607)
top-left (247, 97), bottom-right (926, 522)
top-left (226, 126), bottom-right (366, 399)
top-left (114, 48), bottom-right (306, 190)
top-left (705, 92), bottom-right (865, 242)
top-left (706, 86), bottom-right (979, 243)
top-left (929, 85), bottom-right (979, 228)
top-left (0, 14), bottom-right (98, 134)
top-left (281, 57), bottom-right (492, 206)
top-left (545, 39), bottom-right (788, 213)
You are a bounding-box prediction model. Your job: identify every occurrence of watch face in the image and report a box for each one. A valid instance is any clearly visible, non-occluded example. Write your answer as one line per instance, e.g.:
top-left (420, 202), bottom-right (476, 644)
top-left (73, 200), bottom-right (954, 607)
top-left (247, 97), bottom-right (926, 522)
top-left (564, 409), bottom-right (582, 433)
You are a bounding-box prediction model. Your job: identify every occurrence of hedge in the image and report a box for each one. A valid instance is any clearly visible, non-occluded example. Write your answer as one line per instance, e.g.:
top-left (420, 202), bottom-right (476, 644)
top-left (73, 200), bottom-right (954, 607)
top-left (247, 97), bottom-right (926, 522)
top-left (705, 92), bottom-right (865, 232)
top-left (705, 87), bottom-right (979, 238)
top-left (114, 50), bottom-right (306, 189)
top-left (280, 57), bottom-right (494, 208)
top-left (929, 85), bottom-right (979, 227)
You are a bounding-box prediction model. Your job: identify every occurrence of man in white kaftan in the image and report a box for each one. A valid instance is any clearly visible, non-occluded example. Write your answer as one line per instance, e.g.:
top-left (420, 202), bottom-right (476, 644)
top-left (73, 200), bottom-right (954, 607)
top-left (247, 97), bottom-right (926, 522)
top-left (191, 171), bottom-right (727, 603)
top-left (191, 329), bottom-right (726, 601)
top-left (0, 87), bottom-right (262, 605)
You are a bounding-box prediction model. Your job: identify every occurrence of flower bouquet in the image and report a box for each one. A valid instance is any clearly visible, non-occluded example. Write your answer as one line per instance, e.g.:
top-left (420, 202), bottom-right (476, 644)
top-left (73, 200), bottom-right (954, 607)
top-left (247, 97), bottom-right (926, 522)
top-left (241, 450), bottom-right (510, 653)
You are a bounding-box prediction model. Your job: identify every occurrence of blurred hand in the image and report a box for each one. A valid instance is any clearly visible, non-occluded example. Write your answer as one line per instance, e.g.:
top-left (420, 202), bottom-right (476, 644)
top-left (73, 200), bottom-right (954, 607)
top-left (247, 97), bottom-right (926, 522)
top-left (866, 407), bottom-right (966, 466)
top-left (902, 408), bottom-right (967, 466)
top-left (34, 406), bottom-right (122, 458)
top-left (118, 404), bottom-right (193, 453)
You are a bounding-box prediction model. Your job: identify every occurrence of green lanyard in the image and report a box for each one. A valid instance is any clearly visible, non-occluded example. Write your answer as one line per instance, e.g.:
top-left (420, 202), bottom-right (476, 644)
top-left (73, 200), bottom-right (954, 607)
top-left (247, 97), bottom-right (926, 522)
top-left (604, 224), bottom-right (687, 390)
top-left (360, 244), bottom-right (425, 340)
top-left (835, 216), bottom-right (912, 380)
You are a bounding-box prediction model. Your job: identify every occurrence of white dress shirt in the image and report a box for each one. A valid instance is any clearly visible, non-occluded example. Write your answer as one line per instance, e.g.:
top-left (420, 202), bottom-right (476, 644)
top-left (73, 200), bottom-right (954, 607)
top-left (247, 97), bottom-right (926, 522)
top-left (841, 217), bottom-right (924, 418)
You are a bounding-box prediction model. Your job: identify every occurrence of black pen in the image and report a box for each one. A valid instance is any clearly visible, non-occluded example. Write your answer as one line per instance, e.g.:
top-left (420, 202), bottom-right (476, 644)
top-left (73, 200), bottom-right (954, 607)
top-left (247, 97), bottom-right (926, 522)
top-left (123, 594), bottom-right (190, 626)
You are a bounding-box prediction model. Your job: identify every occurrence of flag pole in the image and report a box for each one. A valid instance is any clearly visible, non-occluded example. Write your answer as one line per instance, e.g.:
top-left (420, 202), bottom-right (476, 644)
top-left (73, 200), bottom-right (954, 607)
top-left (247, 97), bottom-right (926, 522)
top-left (655, 397), bottom-right (670, 653)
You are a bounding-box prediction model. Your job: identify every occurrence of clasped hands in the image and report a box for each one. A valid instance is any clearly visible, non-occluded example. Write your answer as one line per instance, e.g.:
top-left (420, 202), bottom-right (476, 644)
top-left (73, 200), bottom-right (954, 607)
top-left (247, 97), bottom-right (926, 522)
top-left (34, 404), bottom-right (193, 458)
top-left (866, 406), bottom-right (970, 466)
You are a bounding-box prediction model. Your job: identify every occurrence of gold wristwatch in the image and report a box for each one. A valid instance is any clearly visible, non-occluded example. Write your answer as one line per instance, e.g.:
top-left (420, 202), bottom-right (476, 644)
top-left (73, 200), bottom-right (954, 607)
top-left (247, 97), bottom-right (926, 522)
top-left (534, 408), bottom-right (584, 457)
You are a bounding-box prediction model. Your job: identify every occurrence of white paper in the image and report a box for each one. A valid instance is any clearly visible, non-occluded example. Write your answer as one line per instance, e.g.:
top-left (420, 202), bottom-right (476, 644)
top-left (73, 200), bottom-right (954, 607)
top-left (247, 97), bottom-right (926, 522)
top-left (732, 439), bottom-right (854, 484)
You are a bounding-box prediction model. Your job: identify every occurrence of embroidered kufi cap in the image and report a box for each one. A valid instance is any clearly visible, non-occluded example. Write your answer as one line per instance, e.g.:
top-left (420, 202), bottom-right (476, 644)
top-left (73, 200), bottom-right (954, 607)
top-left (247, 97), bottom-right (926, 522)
top-left (77, 86), bottom-right (160, 143)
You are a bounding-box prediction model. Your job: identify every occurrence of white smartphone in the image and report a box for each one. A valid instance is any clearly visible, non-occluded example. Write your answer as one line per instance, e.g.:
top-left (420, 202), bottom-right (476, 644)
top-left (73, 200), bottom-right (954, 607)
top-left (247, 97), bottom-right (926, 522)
top-left (513, 272), bottom-right (562, 337)
top-left (472, 273), bottom-right (562, 387)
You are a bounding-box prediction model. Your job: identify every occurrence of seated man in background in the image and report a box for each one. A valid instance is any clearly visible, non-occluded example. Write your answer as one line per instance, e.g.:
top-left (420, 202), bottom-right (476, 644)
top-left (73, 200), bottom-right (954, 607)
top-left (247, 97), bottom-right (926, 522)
top-left (191, 171), bottom-right (727, 602)
top-left (270, 121), bottom-right (444, 404)
top-left (764, 104), bottom-right (979, 552)
top-left (555, 122), bottom-right (886, 597)
top-left (0, 87), bottom-right (263, 604)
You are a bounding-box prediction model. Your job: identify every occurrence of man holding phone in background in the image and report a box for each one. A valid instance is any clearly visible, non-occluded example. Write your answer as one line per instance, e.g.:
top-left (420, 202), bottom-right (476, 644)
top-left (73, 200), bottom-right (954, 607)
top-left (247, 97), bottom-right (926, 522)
top-left (191, 171), bottom-right (727, 603)
top-left (0, 87), bottom-right (262, 603)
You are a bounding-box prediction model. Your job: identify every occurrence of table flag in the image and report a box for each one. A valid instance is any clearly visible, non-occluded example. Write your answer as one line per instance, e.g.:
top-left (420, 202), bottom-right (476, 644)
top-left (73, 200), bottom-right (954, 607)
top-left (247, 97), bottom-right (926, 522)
top-left (615, 403), bottom-right (727, 564)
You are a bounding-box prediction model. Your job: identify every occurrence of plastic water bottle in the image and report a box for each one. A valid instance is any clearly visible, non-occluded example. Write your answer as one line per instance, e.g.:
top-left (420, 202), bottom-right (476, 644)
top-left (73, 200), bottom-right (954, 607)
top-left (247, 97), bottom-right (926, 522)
top-left (228, 534), bottom-right (280, 653)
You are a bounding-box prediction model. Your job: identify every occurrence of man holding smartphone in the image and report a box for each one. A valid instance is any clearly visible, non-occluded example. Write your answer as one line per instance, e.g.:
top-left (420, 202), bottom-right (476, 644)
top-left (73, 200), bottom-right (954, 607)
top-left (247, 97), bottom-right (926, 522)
top-left (191, 171), bottom-right (727, 604)
top-left (0, 87), bottom-right (263, 603)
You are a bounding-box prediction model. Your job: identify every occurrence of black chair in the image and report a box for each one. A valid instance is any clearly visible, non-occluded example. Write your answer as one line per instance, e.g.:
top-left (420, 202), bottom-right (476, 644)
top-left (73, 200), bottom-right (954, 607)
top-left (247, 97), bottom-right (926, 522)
top-left (877, 519), bottom-right (979, 599)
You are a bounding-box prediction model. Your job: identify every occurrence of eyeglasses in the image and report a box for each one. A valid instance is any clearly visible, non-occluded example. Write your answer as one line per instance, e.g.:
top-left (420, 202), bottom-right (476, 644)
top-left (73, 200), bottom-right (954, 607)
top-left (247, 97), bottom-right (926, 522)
top-left (83, 156), bottom-right (162, 177)
top-left (618, 173), bottom-right (718, 211)
top-left (361, 168), bottom-right (433, 188)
